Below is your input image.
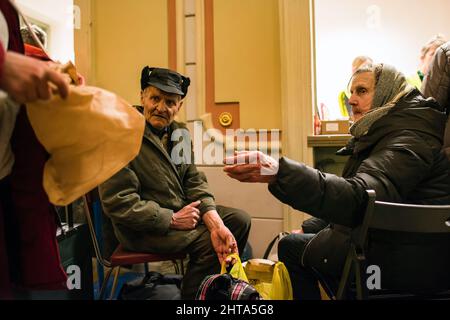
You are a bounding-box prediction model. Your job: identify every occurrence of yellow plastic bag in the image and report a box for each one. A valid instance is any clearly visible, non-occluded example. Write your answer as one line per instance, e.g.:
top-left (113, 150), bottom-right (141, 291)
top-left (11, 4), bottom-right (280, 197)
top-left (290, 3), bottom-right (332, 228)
top-left (244, 259), bottom-right (293, 300)
top-left (26, 86), bottom-right (145, 205)
top-left (220, 253), bottom-right (249, 283)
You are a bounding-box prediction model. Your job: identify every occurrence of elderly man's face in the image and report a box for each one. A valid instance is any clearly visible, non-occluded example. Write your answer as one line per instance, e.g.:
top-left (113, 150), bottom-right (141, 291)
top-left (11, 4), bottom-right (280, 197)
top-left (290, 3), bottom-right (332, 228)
top-left (349, 71), bottom-right (375, 122)
top-left (141, 86), bottom-right (183, 130)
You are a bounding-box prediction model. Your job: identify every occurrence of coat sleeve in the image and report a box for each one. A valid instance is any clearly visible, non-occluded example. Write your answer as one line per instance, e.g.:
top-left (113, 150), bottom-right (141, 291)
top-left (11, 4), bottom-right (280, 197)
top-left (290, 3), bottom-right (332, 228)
top-left (422, 44), bottom-right (450, 110)
top-left (98, 165), bottom-right (174, 235)
top-left (183, 163), bottom-right (216, 215)
top-left (302, 217), bottom-right (329, 234)
top-left (268, 131), bottom-right (435, 228)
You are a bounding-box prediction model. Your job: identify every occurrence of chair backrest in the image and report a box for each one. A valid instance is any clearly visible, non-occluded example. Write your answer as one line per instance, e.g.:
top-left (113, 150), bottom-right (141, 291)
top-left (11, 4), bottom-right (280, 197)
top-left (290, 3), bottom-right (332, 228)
top-left (370, 200), bottom-right (450, 233)
top-left (338, 190), bottom-right (450, 299)
top-left (355, 190), bottom-right (450, 248)
top-left (368, 190), bottom-right (450, 289)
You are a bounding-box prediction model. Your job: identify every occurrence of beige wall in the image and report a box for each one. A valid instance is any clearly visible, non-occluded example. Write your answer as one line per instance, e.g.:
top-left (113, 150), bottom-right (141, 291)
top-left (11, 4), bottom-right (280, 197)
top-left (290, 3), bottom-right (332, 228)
top-left (92, 0), bottom-right (168, 105)
top-left (74, 0), bottom-right (92, 84)
top-left (72, 0), bottom-right (315, 244)
top-left (214, 0), bottom-right (282, 130)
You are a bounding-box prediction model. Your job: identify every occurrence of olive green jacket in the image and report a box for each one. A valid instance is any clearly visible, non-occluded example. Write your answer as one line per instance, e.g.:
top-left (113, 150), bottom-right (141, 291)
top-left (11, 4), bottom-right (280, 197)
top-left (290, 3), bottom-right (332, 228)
top-left (98, 117), bottom-right (216, 253)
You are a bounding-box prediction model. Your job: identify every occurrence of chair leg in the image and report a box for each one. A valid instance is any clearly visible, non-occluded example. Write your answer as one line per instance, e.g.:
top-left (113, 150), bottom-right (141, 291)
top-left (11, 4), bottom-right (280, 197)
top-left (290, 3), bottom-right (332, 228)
top-left (172, 260), bottom-right (180, 275)
top-left (356, 254), bottom-right (369, 300)
top-left (354, 259), bottom-right (363, 300)
top-left (314, 272), bottom-right (337, 300)
top-left (172, 259), bottom-right (185, 275)
top-left (337, 249), bottom-right (354, 300)
top-left (99, 267), bottom-right (114, 300)
top-left (180, 259), bottom-right (185, 276)
top-left (109, 266), bottom-right (121, 300)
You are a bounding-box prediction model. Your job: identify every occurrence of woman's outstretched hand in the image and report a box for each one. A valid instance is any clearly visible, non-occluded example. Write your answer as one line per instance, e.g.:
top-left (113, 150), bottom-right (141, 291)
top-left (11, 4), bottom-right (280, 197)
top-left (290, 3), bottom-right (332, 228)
top-left (223, 151), bottom-right (279, 184)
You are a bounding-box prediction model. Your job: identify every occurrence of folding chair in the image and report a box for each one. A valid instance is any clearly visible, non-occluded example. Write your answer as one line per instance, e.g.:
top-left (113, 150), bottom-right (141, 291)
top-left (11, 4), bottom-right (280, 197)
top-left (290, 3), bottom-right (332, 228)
top-left (82, 193), bottom-right (186, 300)
top-left (337, 190), bottom-right (450, 300)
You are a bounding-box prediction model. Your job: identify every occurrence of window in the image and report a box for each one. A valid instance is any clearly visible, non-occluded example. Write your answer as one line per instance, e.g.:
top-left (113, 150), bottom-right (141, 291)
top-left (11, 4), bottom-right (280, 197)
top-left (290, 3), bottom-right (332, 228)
top-left (314, 0), bottom-right (450, 121)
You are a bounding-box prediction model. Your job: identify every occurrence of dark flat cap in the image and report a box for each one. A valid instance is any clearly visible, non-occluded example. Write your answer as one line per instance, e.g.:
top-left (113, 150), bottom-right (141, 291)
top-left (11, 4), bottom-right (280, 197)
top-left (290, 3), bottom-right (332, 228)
top-left (140, 66), bottom-right (191, 98)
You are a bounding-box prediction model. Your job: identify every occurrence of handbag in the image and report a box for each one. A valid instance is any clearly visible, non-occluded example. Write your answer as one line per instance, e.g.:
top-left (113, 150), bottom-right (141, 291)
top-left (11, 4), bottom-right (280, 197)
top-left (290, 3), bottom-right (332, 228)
top-left (263, 232), bottom-right (290, 261)
top-left (196, 253), bottom-right (261, 300)
top-left (301, 226), bottom-right (351, 278)
top-left (56, 205), bottom-right (94, 300)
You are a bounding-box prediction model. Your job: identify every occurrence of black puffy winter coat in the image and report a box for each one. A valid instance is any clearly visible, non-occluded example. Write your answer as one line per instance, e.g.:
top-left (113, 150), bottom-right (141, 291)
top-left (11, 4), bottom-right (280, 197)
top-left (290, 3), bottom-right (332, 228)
top-left (269, 89), bottom-right (450, 292)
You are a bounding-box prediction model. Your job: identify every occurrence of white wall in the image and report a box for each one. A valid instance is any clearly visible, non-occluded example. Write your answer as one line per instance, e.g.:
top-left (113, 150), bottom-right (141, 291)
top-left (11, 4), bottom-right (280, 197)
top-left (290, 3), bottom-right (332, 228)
top-left (315, 0), bottom-right (450, 120)
top-left (15, 0), bottom-right (74, 63)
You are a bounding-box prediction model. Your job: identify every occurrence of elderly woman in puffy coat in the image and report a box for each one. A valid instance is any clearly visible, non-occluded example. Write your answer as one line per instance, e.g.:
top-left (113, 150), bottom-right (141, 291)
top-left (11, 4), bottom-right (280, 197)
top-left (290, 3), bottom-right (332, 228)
top-left (422, 41), bottom-right (450, 160)
top-left (224, 63), bottom-right (450, 300)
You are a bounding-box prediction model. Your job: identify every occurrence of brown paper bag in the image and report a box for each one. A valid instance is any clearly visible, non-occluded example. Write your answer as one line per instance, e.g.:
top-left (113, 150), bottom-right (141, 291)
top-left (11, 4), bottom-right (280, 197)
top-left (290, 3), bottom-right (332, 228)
top-left (26, 86), bottom-right (145, 206)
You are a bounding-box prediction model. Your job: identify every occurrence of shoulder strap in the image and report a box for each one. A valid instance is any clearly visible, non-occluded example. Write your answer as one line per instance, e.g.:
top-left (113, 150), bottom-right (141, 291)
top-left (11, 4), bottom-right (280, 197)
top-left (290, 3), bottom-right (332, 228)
top-left (263, 232), bottom-right (290, 259)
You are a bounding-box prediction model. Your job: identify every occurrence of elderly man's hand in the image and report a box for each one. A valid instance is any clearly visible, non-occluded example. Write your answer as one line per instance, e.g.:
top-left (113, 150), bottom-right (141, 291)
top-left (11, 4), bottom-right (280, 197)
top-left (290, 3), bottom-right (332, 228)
top-left (202, 209), bottom-right (238, 264)
top-left (170, 200), bottom-right (201, 230)
top-left (223, 151), bottom-right (279, 184)
top-left (210, 225), bottom-right (238, 264)
top-left (0, 51), bottom-right (69, 104)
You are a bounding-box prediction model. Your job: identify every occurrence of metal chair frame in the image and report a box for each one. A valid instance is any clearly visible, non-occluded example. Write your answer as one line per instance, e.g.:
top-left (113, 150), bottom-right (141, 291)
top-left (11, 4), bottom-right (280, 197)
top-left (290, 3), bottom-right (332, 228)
top-left (82, 195), bottom-right (185, 300)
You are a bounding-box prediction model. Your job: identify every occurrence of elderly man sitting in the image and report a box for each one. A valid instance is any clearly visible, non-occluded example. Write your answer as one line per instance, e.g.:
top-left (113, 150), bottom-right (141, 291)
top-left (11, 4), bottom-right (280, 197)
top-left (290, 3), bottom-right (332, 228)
top-left (99, 67), bottom-right (251, 299)
top-left (224, 63), bottom-right (450, 299)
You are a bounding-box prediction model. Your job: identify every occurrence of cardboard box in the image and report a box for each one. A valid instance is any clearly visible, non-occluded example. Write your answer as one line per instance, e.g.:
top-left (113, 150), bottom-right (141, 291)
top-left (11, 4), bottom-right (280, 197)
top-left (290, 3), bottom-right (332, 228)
top-left (320, 120), bottom-right (350, 135)
top-left (244, 259), bottom-right (275, 283)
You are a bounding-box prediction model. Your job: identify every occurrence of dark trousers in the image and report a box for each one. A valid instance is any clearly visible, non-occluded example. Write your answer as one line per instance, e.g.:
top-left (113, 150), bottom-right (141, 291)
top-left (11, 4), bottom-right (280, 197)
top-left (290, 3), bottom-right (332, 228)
top-left (278, 233), bottom-right (320, 300)
top-left (278, 233), bottom-right (340, 300)
top-left (181, 205), bottom-right (251, 299)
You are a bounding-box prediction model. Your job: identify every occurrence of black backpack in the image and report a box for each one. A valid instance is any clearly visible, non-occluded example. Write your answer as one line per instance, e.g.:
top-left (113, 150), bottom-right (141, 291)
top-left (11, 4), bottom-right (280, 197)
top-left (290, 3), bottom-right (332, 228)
top-left (118, 271), bottom-right (182, 300)
top-left (196, 273), bottom-right (262, 300)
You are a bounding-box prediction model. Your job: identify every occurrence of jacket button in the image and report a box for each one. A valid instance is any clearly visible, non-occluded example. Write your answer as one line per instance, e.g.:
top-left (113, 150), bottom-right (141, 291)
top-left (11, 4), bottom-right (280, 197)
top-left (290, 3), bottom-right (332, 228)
top-left (324, 259), bottom-right (328, 264)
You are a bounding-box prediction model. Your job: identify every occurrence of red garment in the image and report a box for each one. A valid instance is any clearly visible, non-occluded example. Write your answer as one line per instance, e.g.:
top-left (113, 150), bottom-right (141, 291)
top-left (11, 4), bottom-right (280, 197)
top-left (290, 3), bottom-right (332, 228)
top-left (0, 0), bottom-right (24, 54)
top-left (10, 109), bottom-right (67, 290)
top-left (0, 0), bottom-right (67, 296)
top-left (0, 42), bottom-right (5, 80)
top-left (24, 43), bottom-right (51, 61)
